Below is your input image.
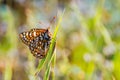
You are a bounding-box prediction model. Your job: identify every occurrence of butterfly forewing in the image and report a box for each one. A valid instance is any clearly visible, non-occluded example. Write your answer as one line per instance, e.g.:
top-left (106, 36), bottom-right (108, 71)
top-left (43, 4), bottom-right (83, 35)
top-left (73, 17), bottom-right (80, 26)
top-left (19, 32), bottom-right (31, 45)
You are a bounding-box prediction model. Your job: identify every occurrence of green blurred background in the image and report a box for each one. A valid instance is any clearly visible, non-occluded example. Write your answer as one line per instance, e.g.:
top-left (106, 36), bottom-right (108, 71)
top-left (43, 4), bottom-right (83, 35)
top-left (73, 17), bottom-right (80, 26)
top-left (0, 0), bottom-right (120, 80)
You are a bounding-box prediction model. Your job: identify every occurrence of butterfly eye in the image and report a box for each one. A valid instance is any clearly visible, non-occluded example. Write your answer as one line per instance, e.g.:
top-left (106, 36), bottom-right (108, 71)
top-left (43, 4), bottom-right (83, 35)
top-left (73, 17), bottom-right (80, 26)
top-left (44, 32), bottom-right (51, 41)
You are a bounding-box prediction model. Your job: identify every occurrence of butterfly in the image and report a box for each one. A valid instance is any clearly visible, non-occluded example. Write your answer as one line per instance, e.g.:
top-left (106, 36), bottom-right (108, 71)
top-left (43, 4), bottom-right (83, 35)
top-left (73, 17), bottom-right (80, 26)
top-left (19, 28), bottom-right (52, 59)
top-left (19, 17), bottom-right (56, 59)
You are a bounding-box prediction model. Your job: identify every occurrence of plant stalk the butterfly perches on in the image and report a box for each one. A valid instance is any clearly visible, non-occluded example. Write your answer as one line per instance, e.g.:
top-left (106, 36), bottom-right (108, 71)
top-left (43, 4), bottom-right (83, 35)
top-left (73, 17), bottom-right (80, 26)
top-left (34, 10), bottom-right (65, 80)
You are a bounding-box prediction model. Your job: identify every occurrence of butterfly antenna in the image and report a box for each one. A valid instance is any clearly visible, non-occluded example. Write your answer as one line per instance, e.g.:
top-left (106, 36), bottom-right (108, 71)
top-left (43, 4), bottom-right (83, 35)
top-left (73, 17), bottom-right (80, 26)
top-left (47, 16), bottom-right (56, 29)
top-left (39, 21), bottom-right (47, 27)
top-left (50, 16), bottom-right (56, 24)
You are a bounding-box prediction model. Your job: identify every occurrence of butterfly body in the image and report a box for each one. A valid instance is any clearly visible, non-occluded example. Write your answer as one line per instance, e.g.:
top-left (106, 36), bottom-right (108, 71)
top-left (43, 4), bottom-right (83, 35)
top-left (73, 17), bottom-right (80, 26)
top-left (19, 28), bottom-right (51, 59)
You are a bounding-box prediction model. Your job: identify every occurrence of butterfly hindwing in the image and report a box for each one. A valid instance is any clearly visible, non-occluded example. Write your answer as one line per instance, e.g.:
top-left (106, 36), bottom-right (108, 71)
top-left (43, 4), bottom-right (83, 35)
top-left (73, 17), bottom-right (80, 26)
top-left (19, 28), bottom-right (52, 59)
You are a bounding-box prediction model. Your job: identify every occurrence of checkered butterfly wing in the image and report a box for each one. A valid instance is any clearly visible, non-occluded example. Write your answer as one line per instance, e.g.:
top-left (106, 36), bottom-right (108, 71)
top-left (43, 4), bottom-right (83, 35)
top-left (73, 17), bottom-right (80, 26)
top-left (19, 28), bottom-right (51, 59)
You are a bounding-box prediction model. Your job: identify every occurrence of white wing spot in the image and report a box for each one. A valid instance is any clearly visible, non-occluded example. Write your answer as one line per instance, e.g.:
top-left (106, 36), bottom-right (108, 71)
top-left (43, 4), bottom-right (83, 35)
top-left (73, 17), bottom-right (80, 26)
top-left (26, 32), bottom-right (28, 36)
top-left (29, 32), bottom-right (32, 37)
top-left (39, 42), bottom-right (41, 44)
top-left (37, 54), bottom-right (41, 56)
top-left (33, 31), bottom-right (36, 37)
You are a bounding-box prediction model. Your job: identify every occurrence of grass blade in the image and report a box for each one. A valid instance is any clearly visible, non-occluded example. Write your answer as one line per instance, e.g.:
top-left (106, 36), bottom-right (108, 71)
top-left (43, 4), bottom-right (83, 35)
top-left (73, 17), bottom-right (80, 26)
top-left (43, 10), bottom-right (65, 79)
top-left (35, 10), bottom-right (65, 79)
top-left (43, 66), bottom-right (51, 80)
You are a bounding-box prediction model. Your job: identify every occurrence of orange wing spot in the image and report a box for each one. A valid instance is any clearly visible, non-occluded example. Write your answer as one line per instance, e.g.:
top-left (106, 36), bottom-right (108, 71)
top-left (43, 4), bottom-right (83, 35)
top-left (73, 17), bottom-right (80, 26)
top-left (31, 31), bottom-right (35, 38)
top-left (26, 32), bottom-right (31, 40)
top-left (19, 33), bottom-right (23, 38)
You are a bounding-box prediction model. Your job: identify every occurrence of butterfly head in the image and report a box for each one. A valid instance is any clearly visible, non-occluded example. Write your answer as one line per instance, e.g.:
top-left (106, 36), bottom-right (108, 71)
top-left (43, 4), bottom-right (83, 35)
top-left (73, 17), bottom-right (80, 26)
top-left (43, 29), bottom-right (51, 41)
